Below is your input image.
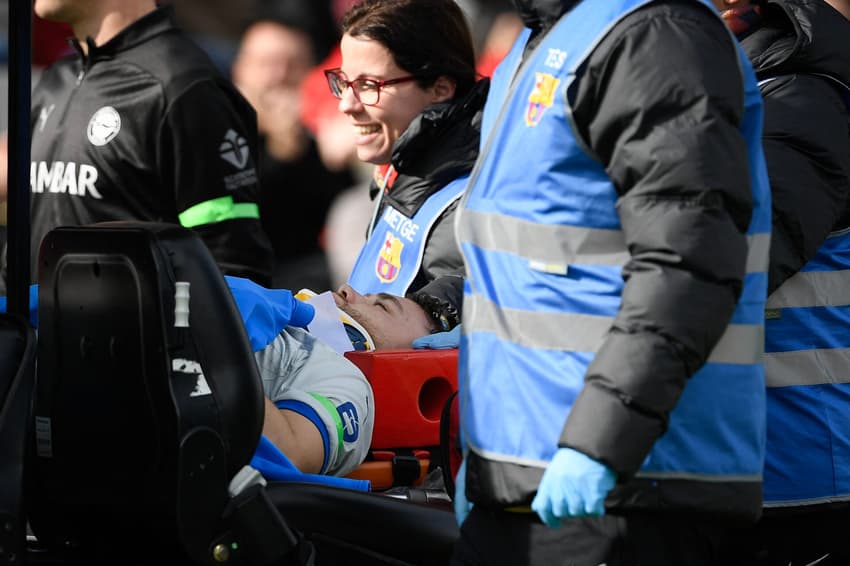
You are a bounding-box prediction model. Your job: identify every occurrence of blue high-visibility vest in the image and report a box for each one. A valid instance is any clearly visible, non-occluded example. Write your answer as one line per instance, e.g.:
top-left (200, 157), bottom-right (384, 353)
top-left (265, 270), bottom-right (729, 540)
top-left (457, 0), bottom-right (771, 509)
top-left (348, 175), bottom-right (465, 296)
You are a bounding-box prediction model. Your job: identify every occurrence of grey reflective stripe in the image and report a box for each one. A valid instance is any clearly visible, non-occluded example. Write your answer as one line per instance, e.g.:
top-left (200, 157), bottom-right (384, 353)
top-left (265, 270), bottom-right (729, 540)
top-left (746, 232), bottom-right (771, 273)
top-left (635, 470), bottom-right (761, 483)
top-left (708, 324), bottom-right (764, 365)
top-left (766, 270), bottom-right (850, 309)
top-left (461, 208), bottom-right (628, 266)
top-left (461, 209), bottom-right (770, 274)
top-left (765, 493), bottom-right (850, 508)
top-left (467, 293), bottom-right (612, 352)
top-left (468, 442), bottom-right (549, 469)
top-left (468, 293), bottom-right (763, 364)
top-left (470, 449), bottom-right (764, 482)
top-left (765, 348), bottom-right (850, 387)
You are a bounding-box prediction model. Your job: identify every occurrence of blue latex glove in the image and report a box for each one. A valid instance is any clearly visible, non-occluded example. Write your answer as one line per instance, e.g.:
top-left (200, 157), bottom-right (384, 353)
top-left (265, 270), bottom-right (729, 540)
top-left (412, 324), bottom-right (461, 350)
top-left (224, 276), bottom-right (316, 351)
top-left (453, 458), bottom-right (473, 527)
top-left (531, 447), bottom-right (617, 528)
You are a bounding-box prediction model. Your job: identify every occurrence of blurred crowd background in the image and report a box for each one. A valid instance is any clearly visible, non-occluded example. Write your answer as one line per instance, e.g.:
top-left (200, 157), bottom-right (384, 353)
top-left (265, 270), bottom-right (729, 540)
top-left (0, 0), bottom-right (523, 292)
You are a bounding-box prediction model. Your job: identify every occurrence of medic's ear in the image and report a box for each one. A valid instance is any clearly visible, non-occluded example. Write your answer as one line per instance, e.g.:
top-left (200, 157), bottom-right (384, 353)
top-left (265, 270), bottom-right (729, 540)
top-left (430, 76), bottom-right (457, 104)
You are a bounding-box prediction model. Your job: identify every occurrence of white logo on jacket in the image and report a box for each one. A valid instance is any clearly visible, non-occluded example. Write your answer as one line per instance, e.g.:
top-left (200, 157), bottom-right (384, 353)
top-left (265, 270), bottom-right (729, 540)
top-left (37, 104), bottom-right (55, 132)
top-left (30, 161), bottom-right (103, 199)
top-left (87, 106), bottom-right (121, 146)
top-left (219, 129), bottom-right (250, 169)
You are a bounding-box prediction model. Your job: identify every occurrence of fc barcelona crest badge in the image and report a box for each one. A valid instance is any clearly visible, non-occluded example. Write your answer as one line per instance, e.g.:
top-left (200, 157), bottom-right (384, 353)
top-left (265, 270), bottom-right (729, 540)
top-left (526, 72), bottom-right (560, 127)
top-left (376, 231), bottom-right (403, 283)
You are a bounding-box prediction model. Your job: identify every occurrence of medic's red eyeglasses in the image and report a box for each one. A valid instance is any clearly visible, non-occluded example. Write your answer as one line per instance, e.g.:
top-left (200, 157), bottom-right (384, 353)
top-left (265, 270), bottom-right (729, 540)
top-left (324, 68), bottom-right (418, 106)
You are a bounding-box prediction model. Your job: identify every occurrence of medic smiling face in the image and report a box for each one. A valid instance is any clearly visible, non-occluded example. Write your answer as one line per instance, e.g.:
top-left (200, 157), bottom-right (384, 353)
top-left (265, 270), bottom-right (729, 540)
top-left (336, 34), bottom-right (455, 165)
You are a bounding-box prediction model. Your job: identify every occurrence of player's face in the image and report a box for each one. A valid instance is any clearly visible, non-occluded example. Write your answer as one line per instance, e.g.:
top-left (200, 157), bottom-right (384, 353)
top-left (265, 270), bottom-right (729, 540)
top-left (333, 284), bottom-right (434, 349)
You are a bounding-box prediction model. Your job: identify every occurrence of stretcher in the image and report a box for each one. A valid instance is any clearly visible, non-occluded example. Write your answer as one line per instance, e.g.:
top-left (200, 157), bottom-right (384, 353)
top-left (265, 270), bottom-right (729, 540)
top-left (344, 348), bottom-right (458, 492)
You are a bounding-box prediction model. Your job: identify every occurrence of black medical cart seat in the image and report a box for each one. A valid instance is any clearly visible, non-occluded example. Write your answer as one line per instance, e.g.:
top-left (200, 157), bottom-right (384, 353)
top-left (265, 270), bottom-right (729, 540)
top-left (28, 222), bottom-right (266, 564)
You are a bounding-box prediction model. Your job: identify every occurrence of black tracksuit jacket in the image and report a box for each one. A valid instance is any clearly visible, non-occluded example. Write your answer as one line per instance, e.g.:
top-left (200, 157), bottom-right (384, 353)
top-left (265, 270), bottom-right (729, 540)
top-left (29, 7), bottom-right (273, 285)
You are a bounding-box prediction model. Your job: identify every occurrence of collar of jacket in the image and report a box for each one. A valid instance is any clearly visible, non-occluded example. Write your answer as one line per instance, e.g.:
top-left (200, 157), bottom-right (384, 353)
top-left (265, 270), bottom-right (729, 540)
top-left (70, 5), bottom-right (175, 65)
top-left (367, 78), bottom-right (489, 217)
top-left (742, 0), bottom-right (850, 85)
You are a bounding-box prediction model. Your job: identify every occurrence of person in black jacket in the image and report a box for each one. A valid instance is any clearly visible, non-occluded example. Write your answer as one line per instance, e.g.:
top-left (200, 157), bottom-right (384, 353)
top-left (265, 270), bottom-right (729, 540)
top-left (716, 0), bottom-right (850, 564)
top-left (28, 0), bottom-right (273, 285)
top-left (326, 0), bottom-right (488, 317)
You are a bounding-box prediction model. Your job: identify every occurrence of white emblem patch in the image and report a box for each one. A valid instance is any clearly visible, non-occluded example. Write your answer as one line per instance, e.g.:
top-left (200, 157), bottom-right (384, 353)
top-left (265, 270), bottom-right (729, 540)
top-left (37, 104), bottom-right (55, 132)
top-left (87, 106), bottom-right (121, 146)
top-left (219, 128), bottom-right (250, 169)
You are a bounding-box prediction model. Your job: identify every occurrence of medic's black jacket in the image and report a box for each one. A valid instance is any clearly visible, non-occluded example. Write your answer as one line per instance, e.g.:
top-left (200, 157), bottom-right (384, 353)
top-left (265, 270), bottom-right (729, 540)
top-left (29, 7), bottom-right (273, 285)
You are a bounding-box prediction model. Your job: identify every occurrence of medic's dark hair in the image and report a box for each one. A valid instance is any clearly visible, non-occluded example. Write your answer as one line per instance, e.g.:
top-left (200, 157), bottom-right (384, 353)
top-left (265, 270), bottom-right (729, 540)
top-left (340, 0), bottom-right (477, 99)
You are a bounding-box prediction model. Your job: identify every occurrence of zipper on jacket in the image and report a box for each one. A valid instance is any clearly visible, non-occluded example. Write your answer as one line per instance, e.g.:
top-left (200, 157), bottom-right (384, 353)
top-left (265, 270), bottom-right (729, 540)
top-left (55, 38), bottom-right (93, 127)
top-left (76, 37), bottom-right (98, 84)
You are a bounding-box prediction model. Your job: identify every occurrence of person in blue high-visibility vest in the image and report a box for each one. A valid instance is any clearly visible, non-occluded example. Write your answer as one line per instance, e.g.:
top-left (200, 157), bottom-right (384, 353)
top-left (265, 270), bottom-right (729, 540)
top-left (330, 0), bottom-right (488, 320)
top-left (447, 0), bottom-right (772, 564)
top-left (718, 0), bottom-right (850, 564)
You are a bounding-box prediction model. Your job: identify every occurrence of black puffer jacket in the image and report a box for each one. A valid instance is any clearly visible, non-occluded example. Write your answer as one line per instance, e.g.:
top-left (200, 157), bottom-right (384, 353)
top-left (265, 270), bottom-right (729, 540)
top-left (368, 78), bottom-right (490, 315)
top-left (740, 0), bottom-right (850, 293)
